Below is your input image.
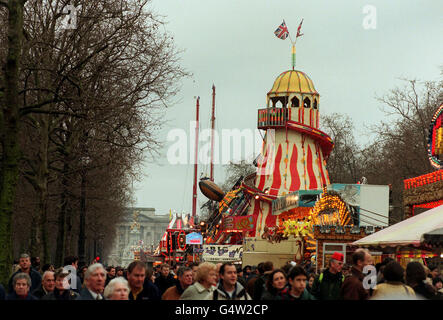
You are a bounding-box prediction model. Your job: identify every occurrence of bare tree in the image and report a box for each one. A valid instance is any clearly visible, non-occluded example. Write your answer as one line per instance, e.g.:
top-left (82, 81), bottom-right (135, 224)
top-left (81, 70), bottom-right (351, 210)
top-left (0, 0), bottom-right (187, 282)
top-left (321, 113), bottom-right (362, 184)
top-left (362, 78), bottom-right (442, 223)
top-left (220, 160), bottom-right (256, 192)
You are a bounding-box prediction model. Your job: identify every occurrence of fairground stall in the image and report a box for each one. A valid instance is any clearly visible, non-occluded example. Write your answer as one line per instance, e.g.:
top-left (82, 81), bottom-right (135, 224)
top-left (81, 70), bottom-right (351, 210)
top-left (153, 212), bottom-right (200, 265)
top-left (352, 204), bottom-right (443, 269)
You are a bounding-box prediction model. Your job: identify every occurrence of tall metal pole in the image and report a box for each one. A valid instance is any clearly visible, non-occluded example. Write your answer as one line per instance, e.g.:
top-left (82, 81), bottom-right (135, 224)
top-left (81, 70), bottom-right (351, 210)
top-left (210, 85), bottom-right (216, 182)
top-left (192, 97), bottom-right (200, 218)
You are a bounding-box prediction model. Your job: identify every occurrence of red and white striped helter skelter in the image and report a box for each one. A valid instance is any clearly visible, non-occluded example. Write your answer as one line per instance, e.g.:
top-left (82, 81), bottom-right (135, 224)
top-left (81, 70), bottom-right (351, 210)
top-left (248, 67), bottom-right (334, 238)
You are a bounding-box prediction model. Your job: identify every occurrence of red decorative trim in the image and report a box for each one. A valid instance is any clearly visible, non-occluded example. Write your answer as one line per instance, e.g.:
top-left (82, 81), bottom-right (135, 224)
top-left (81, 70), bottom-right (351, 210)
top-left (286, 120), bottom-right (334, 158)
top-left (265, 204), bottom-right (277, 228)
top-left (257, 145), bottom-right (268, 191)
top-left (270, 145), bottom-right (283, 196)
top-left (241, 183), bottom-right (277, 202)
top-left (316, 143), bottom-right (327, 187)
top-left (316, 110), bottom-right (319, 128)
top-left (413, 200), bottom-right (443, 209)
top-left (289, 144), bottom-right (301, 192)
top-left (404, 170), bottom-right (443, 189)
top-left (307, 145), bottom-right (318, 190)
top-left (249, 200), bottom-right (260, 237)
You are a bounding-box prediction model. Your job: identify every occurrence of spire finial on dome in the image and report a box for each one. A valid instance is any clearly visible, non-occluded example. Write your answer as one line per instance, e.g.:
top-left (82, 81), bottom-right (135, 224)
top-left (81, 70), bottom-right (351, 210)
top-left (288, 19), bottom-right (304, 70)
top-left (274, 18), bottom-right (304, 70)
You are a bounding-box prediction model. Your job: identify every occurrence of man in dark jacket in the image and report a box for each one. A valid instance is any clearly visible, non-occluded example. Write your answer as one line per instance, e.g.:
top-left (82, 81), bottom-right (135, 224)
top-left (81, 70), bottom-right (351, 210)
top-left (8, 253), bottom-right (42, 294)
top-left (77, 263), bottom-right (106, 300)
top-left (341, 249), bottom-right (372, 300)
top-left (32, 271), bottom-right (55, 299)
top-left (253, 261), bottom-right (273, 300)
top-left (0, 284), bottom-right (6, 300)
top-left (213, 263), bottom-right (251, 300)
top-left (64, 256), bottom-right (82, 293)
top-left (42, 268), bottom-right (79, 300)
top-left (105, 266), bottom-right (116, 286)
top-left (311, 252), bottom-right (345, 300)
top-left (154, 263), bottom-right (176, 296)
top-left (278, 266), bottom-right (315, 300)
top-left (162, 266), bottom-right (193, 300)
top-left (128, 261), bottom-right (160, 300)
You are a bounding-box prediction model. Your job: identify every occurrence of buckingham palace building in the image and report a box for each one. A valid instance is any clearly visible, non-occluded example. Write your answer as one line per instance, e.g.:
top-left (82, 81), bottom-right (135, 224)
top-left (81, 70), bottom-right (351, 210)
top-left (107, 207), bottom-right (169, 267)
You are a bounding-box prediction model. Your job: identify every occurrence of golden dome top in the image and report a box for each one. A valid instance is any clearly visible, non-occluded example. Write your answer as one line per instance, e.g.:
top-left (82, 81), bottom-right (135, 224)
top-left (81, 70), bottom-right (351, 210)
top-left (268, 70), bottom-right (318, 96)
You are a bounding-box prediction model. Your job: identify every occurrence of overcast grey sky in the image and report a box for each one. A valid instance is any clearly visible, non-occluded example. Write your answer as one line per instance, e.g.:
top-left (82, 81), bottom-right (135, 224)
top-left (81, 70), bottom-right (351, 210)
top-left (133, 0), bottom-right (443, 216)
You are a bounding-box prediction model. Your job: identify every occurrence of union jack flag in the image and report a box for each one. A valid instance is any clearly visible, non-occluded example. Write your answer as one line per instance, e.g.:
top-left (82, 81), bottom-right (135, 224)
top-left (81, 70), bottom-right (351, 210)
top-left (274, 21), bottom-right (289, 40)
top-left (296, 19), bottom-right (304, 38)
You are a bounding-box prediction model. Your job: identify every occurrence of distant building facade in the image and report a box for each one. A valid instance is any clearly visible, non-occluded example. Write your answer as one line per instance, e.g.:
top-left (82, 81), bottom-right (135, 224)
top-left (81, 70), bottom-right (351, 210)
top-left (107, 207), bottom-right (169, 267)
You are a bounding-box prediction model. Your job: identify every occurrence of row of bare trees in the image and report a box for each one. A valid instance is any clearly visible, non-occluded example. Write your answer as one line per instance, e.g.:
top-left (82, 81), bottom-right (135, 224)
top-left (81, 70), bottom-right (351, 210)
top-left (0, 0), bottom-right (187, 284)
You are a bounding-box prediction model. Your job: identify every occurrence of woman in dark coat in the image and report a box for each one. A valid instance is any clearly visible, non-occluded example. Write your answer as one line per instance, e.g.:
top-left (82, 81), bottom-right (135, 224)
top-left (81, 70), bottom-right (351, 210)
top-left (260, 269), bottom-right (288, 300)
top-left (42, 268), bottom-right (79, 300)
top-left (406, 262), bottom-right (437, 300)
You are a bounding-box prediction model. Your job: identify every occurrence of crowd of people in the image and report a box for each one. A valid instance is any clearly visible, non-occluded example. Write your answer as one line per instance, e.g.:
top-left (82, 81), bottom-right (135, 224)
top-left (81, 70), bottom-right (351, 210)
top-left (1, 249), bottom-right (442, 300)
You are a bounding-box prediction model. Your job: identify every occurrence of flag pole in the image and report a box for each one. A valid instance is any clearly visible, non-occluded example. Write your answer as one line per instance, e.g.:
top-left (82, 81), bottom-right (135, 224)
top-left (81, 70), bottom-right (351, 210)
top-left (292, 18), bottom-right (303, 71)
top-left (286, 20), bottom-right (296, 70)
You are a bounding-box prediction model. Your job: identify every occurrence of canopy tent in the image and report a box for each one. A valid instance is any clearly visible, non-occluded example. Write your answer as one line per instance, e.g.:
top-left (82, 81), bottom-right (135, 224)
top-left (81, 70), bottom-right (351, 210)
top-left (352, 204), bottom-right (443, 248)
top-left (421, 227), bottom-right (443, 247)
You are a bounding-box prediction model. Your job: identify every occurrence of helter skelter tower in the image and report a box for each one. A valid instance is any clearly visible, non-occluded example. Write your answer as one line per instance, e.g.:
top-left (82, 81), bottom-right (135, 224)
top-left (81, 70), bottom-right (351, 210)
top-left (248, 46), bottom-right (334, 238)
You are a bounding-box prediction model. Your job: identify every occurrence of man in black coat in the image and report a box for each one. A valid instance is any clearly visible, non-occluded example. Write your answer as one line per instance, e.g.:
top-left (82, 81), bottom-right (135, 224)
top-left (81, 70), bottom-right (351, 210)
top-left (32, 271), bottom-right (56, 299)
top-left (0, 284), bottom-right (6, 300)
top-left (42, 268), bottom-right (79, 300)
top-left (64, 256), bottom-right (83, 293)
top-left (154, 263), bottom-right (176, 296)
top-left (127, 261), bottom-right (160, 300)
top-left (8, 253), bottom-right (41, 294)
top-left (253, 261), bottom-right (273, 300)
top-left (77, 263), bottom-right (106, 300)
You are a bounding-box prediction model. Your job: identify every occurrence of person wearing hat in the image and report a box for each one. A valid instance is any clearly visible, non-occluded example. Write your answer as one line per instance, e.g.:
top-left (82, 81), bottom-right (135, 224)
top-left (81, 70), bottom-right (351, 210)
top-left (311, 252), bottom-right (345, 300)
top-left (42, 268), bottom-right (79, 300)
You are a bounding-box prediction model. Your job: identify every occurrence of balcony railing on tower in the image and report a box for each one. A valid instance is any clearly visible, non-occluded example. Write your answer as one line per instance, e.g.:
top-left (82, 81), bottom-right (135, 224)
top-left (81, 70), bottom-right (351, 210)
top-left (257, 107), bottom-right (289, 129)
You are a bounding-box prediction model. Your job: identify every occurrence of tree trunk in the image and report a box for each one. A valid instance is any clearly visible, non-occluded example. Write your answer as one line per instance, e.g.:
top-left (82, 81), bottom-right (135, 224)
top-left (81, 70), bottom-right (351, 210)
top-left (78, 170), bottom-right (86, 265)
top-left (0, 0), bottom-right (24, 286)
top-left (67, 204), bottom-right (75, 257)
top-left (55, 160), bottom-right (69, 267)
top-left (36, 116), bottom-right (50, 264)
top-left (29, 212), bottom-right (38, 255)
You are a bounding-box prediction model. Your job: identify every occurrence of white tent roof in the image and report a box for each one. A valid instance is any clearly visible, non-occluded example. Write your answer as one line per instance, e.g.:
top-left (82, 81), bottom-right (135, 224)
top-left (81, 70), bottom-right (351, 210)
top-left (352, 205), bottom-right (443, 248)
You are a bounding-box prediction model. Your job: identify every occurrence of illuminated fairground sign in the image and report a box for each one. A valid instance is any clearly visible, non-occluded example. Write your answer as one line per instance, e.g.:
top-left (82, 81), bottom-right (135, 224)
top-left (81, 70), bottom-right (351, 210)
top-left (186, 232), bottom-right (203, 245)
top-left (428, 104), bottom-right (443, 169)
